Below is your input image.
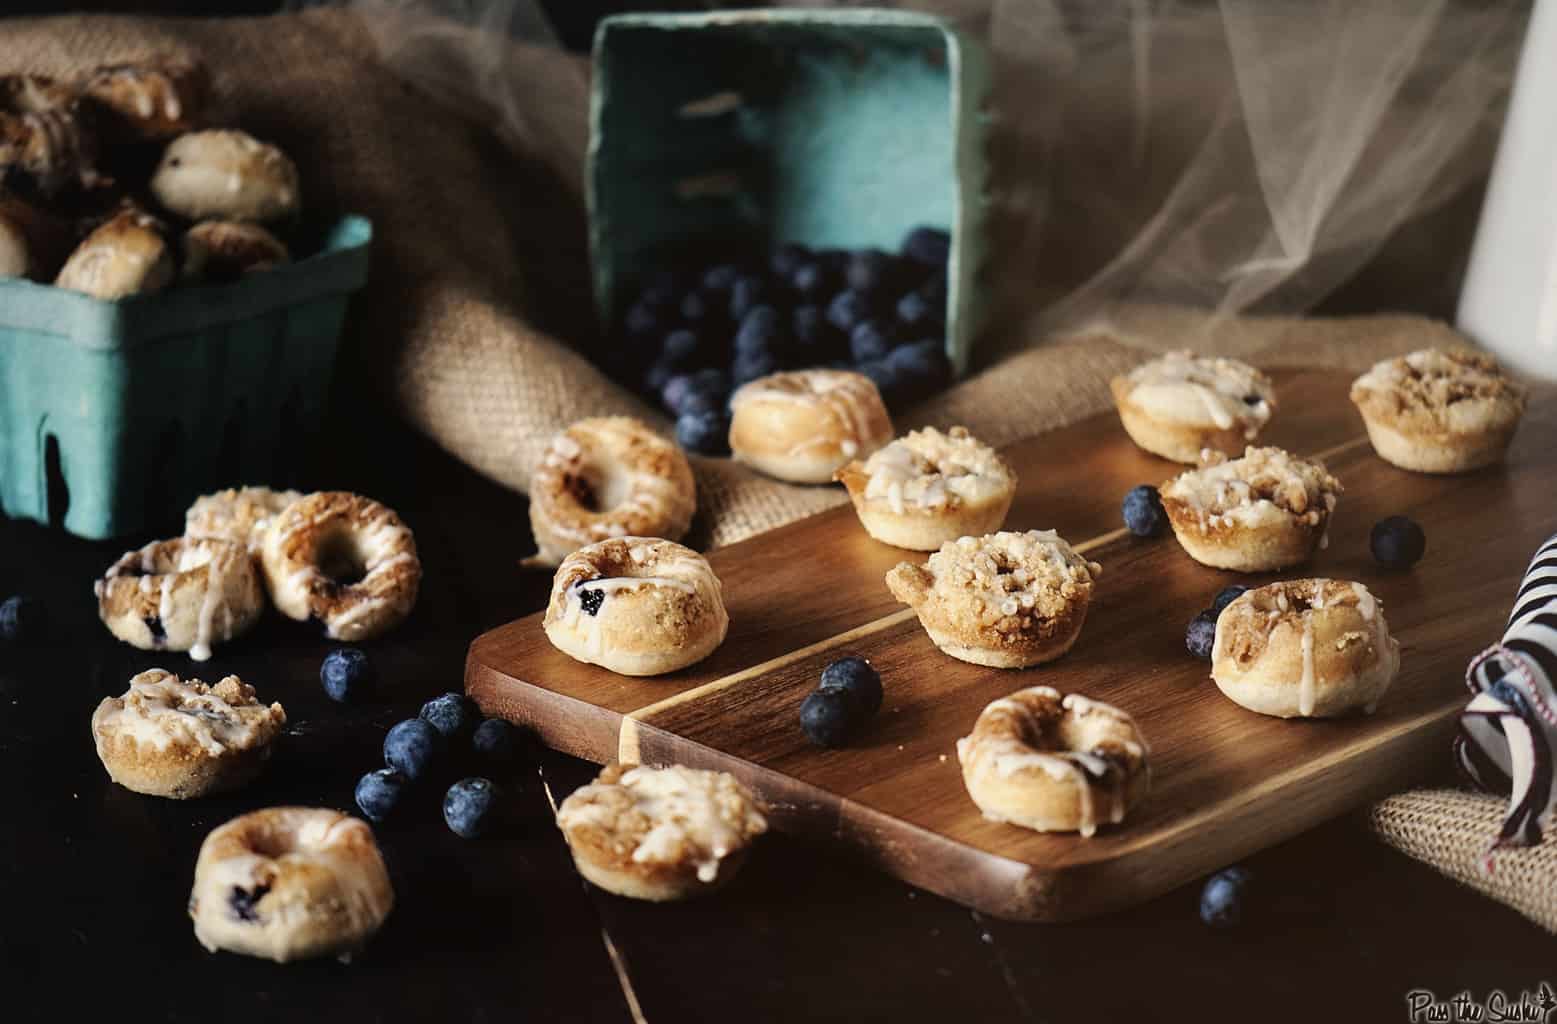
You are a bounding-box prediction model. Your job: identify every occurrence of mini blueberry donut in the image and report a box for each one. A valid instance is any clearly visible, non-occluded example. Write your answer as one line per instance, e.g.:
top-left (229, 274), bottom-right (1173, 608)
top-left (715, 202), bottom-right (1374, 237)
top-left (556, 763), bottom-right (768, 901)
top-left (1212, 578), bottom-right (1401, 718)
top-left (835, 425), bottom-right (1016, 550)
top-left (957, 686), bottom-right (1149, 836)
top-left (189, 807), bottom-right (394, 963)
top-left (150, 129), bottom-right (300, 223)
top-left (542, 537), bottom-right (728, 676)
top-left (95, 536), bottom-right (264, 661)
top-left (886, 530), bottom-right (1101, 669)
top-left (260, 491), bottom-right (421, 642)
top-left (80, 58), bottom-right (208, 143)
top-left (1110, 351), bottom-right (1277, 463)
top-left (92, 669), bottom-right (286, 798)
top-left (185, 486), bottom-right (304, 554)
top-left (1159, 445), bottom-right (1342, 573)
top-left (1349, 348), bottom-right (1527, 474)
top-left (728, 369), bottom-right (894, 484)
top-left (55, 206), bottom-right (176, 300)
top-left (527, 417), bottom-right (697, 568)
top-left (182, 220), bottom-right (290, 282)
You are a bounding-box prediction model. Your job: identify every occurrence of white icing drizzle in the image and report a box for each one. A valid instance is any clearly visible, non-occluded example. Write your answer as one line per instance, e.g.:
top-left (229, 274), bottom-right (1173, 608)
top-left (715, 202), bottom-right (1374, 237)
top-left (535, 419), bottom-right (693, 545)
top-left (97, 670), bottom-right (284, 756)
top-left (859, 426), bottom-right (1011, 514)
top-left (731, 370), bottom-right (889, 459)
top-left (1123, 351), bottom-right (1274, 435)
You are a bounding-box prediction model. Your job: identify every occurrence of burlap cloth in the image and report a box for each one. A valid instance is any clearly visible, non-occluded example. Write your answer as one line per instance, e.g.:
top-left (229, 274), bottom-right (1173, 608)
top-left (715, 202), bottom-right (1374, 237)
top-left (7, 11), bottom-right (1549, 930)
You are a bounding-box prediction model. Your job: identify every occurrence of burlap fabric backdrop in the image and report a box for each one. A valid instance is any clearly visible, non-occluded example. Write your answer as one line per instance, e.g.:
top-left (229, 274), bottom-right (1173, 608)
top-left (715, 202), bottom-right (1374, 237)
top-left (7, 10), bottom-right (1550, 931)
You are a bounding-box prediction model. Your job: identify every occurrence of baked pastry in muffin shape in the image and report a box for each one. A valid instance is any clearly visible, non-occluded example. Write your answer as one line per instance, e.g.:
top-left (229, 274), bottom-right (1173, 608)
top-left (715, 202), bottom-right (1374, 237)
top-left (555, 763), bottom-right (768, 902)
top-left (1349, 348), bottom-right (1527, 474)
top-left (92, 669), bottom-right (286, 798)
top-left (543, 537), bottom-right (728, 676)
top-left (150, 129), bottom-right (300, 223)
top-left (1159, 446), bottom-right (1341, 573)
top-left (728, 369), bottom-right (894, 484)
top-left (261, 491), bottom-right (421, 642)
top-left (190, 807), bottom-right (393, 963)
top-left (182, 220), bottom-right (290, 282)
top-left (957, 686), bottom-right (1149, 837)
top-left (55, 206), bottom-right (176, 300)
top-left (0, 73), bottom-right (100, 195)
top-left (526, 417), bottom-right (696, 569)
top-left (886, 530), bottom-right (1101, 669)
top-left (95, 536), bottom-right (265, 661)
top-left (80, 58), bottom-right (208, 143)
top-left (185, 486), bottom-right (304, 555)
top-left (835, 426), bottom-right (1017, 551)
top-left (1110, 351), bottom-right (1277, 463)
top-left (1211, 579), bottom-right (1400, 718)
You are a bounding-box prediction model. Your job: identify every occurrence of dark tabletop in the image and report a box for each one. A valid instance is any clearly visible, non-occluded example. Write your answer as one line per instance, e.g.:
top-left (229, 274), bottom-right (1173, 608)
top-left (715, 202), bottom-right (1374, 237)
top-left (4, 394), bottom-right (1554, 1024)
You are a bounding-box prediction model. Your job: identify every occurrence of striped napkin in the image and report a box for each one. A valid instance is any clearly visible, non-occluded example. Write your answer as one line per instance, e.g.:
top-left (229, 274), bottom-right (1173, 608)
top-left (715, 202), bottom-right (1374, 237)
top-left (1457, 532), bottom-right (1557, 852)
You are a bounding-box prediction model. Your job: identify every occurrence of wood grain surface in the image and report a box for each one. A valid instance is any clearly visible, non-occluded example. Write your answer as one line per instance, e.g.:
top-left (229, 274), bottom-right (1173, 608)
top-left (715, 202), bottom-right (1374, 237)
top-left (467, 369), bottom-right (1557, 921)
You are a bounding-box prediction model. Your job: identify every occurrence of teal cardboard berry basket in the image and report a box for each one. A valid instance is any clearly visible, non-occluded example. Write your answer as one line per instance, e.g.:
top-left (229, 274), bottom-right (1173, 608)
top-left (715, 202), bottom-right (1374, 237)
top-left (0, 214), bottom-right (371, 540)
top-left (589, 9), bottom-right (989, 374)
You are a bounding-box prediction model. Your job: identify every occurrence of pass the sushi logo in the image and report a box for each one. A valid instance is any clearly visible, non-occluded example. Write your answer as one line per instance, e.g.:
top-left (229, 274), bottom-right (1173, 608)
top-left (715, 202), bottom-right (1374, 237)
top-left (1405, 984), bottom-right (1557, 1023)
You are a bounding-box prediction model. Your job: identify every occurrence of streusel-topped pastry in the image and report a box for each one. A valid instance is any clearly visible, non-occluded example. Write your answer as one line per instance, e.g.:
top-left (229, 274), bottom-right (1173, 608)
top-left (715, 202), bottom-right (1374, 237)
top-left (556, 763), bottom-right (768, 902)
top-left (835, 426), bottom-right (1016, 551)
top-left (92, 669), bottom-right (286, 798)
top-left (1110, 351), bottom-right (1276, 463)
top-left (886, 530), bottom-right (1101, 668)
top-left (1350, 348), bottom-right (1526, 474)
top-left (1160, 446), bottom-right (1340, 572)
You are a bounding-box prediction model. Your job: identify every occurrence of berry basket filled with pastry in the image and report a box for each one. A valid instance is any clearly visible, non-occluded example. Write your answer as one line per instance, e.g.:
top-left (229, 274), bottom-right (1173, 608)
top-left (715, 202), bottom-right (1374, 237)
top-left (584, 9), bottom-right (989, 455)
top-left (0, 57), bottom-right (371, 540)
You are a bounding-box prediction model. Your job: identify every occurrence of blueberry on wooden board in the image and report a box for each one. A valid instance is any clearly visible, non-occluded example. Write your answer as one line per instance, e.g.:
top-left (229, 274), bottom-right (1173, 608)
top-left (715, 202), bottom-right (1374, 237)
top-left (320, 646), bottom-right (375, 703)
top-left (819, 656), bottom-right (883, 715)
top-left (1122, 485), bottom-right (1166, 537)
top-left (1185, 610), bottom-right (1217, 659)
top-left (1371, 516), bottom-right (1426, 569)
top-left (1212, 586), bottom-right (1248, 616)
top-left (799, 688), bottom-right (861, 748)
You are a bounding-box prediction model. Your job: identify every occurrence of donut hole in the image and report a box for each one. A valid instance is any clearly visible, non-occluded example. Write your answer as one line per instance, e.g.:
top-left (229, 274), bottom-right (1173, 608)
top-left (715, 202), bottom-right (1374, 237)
top-left (562, 464), bottom-right (634, 516)
top-left (316, 529), bottom-right (369, 587)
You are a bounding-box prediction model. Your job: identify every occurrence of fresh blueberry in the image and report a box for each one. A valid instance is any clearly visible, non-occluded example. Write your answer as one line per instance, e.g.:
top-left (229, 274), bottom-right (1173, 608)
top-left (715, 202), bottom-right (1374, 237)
top-left (728, 275), bottom-right (769, 321)
top-left (676, 408), bottom-right (730, 455)
top-left (901, 225), bottom-right (951, 266)
top-left (354, 768), bottom-right (408, 823)
top-left (856, 359), bottom-right (898, 403)
top-left (623, 301), bottom-right (661, 337)
top-left (885, 339), bottom-right (950, 402)
top-left (1371, 515), bottom-right (1426, 569)
top-left (849, 320), bottom-right (895, 363)
top-left (444, 777), bottom-right (500, 839)
top-left (799, 688), bottom-right (861, 748)
top-left (1122, 485), bottom-right (1167, 538)
top-left (679, 290), bottom-right (714, 326)
top-left (636, 279), bottom-right (679, 310)
top-left (846, 248), bottom-right (896, 294)
top-left (819, 656), bottom-right (882, 715)
top-left (643, 360), bottom-right (677, 397)
top-left (700, 263), bottom-right (742, 292)
top-left (472, 719), bottom-right (518, 765)
top-left (689, 366), bottom-right (730, 396)
top-left (793, 305), bottom-right (844, 360)
top-left (770, 243), bottom-right (810, 278)
top-left (384, 718), bottom-right (440, 781)
top-left (319, 647), bottom-right (375, 703)
top-left (791, 262), bottom-right (829, 298)
top-left (661, 372), bottom-right (698, 414)
top-left (1185, 610), bottom-right (1217, 659)
top-left (679, 389), bottom-right (726, 417)
top-left (421, 692), bottom-right (478, 741)
top-left (576, 586), bottom-right (605, 616)
top-left (735, 305), bottom-right (783, 355)
top-left (0, 595), bottom-right (47, 645)
top-left (1212, 586), bottom-right (1249, 617)
top-left (896, 290), bottom-right (939, 330)
top-left (661, 328), bottom-right (702, 368)
top-left (1200, 866), bottom-right (1253, 928)
top-left (732, 349), bottom-right (779, 387)
top-left (826, 289), bottom-right (875, 333)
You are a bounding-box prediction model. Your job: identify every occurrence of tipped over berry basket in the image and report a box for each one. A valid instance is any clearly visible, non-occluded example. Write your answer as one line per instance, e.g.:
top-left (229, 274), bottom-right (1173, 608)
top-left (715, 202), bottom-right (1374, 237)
top-left (0, 214), bottom-right (371, 540)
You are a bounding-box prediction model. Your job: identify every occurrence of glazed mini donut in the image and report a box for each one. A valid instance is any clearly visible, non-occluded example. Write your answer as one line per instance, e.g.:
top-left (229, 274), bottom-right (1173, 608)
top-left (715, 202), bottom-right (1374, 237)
top-left (555, 763), bottom-right (768, 902)
top-left (80, 58), bottom-right (208, 143)
top-left (956, 686), bottom-right (1149, 836)
top-left (835, 425), bottom-right (1016, 550)
top-left (542, 537), bottom-right (728, 676)
top-left (184, 486), bottom-right (304, 555)
top-left (886, 530), bottom-right (1101, 669)
top-left (527, 417), bottom-right (696, 568)
top-left (1110, 351), bottom-right (1276, 463)
top-left (728, 369), bottom-right (893, 484)
top-left (91, 669), bottom-right (286, 798)
top-left (1349, 348), bottom-right (1527, 474)
top-left (182, 220), bottom-right (290, 282)
top-left (1212, 578), bottom-right (1401, 718)
top-left (260, 491), bottom-right (421, 642)
top-left (150, 129), bottom-right (301, 223)
top-left (0, 74), bottom-right (100, 195)
top-left (189, 807), bottom-right (394, 963)
top-left (95, 536), bottom-right (264, 661)
top-left (55, 206), bottom-right (176, 300)
top-left (1159, 445), bottom-right (1341, 573)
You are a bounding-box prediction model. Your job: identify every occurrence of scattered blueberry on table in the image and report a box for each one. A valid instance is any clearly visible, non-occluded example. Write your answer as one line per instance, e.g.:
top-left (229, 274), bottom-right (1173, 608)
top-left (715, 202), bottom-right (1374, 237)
top-left (355, 768), bottom-right (408, 823)
top-left (320, 646), bottom-right (375, 703)
top-left (799, 689), bottom-right (860, 749)
top-left (444, 777), bottom-right (499, 838)
top-left (0, 594), bottom-right (46, 645)
top-left (1211, 586), bottom-right (1248, 617)
top-left (1122, 485), bottom-right (1167, 538)
top-left (819, 656), bottom-right (883, 715)
top-left (1200, 865), bottom-right (1254, 928)
top-left (472, 718), bottom-right (518, 765)
top-left (1370, 515), bottom-right (1426, 569)
top-left (384, 718), bottom-right (441, 781)
top-left (1185, 610), bottom-right (1217, 659)
top-left (421, 692), bottom-right (478, 741)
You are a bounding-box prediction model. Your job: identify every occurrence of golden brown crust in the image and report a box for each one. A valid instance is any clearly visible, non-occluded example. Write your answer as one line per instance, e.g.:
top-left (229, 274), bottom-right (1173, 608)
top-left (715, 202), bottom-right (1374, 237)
top-left (94, 536), bottom-right (265, 660)
top-left (80, 58), bottom-right (208, 143)
top-left (184, 486), bottom-right (303, 554)
top-left (182, 220), bottom-right (290, 282)
top-left (150, 129), bottom-right (300, 223)
top-left (0, 190), bottom-right (74, 279)
top-left (1349, 348), bottom-right (1526, 473)
top-left (55, 205), bottom-right (174, 299)
top-left (729, 369), bottom-right (893, 484)
top-left (1109, 352), bottom-right (1276, 463)
top-left (0, 74), bottom-right (101, 195)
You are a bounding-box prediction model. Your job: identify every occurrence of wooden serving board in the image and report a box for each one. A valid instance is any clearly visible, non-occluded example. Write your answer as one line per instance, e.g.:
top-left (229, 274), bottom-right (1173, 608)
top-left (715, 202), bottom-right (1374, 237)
top-left (466, 369), bottom-right (1557, 921)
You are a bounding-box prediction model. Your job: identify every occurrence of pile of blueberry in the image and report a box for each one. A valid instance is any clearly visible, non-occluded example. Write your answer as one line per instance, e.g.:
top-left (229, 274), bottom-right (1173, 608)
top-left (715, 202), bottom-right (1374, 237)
top-left (0, 594), bottom-right (46, 645)
top-left (611, 226), bottom-right (956, 454)
top-left (1185, 586), bottom-right (1247, 659)
top-left (798, 656), bottom-right (884, 748)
